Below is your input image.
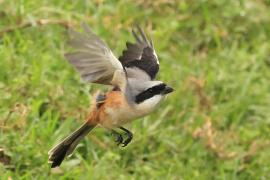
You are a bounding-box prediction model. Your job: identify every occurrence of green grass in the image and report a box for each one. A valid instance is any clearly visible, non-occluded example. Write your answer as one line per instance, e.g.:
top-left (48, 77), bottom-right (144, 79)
top-left (1, 0), bottom-right (270, 179)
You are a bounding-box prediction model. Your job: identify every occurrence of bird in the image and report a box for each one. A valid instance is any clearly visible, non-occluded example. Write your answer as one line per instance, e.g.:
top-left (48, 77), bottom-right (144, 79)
top-left (48, 23), bottom-right (174, 168)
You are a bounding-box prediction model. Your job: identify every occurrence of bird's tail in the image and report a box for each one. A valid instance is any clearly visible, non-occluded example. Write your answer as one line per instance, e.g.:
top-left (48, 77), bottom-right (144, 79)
top-left (48, 121), bottom-right (96, 168)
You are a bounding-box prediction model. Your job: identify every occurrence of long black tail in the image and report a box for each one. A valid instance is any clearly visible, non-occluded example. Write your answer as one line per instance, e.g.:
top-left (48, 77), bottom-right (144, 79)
top-left (48, 122), bottom-right (96, 168)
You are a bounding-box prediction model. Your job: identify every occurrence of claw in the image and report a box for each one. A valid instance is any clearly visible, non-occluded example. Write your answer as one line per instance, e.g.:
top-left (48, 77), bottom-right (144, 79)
top-left (111, 130), bottom-right (123, 145)
top-left (111, 128), bottom-right (133, 147)
top-left (122, 133), bottom-right (133, 146)
top-left (115, 134), bottom-right (123, 145)
top-left (121, 143), bottom-right (127, 147)
top-left (120, 127), bottom-right (133, 147)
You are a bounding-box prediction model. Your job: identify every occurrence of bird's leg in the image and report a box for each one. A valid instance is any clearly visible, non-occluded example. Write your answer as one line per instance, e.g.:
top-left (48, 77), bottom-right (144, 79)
top-left (119, 127), bottom-right (133, 147)
top-left (111, 130), bottom-right (123, 145)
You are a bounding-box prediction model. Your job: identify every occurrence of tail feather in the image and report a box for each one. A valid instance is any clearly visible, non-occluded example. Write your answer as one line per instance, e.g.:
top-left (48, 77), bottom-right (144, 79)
top-left (48, 122), bottom-right (96, 168)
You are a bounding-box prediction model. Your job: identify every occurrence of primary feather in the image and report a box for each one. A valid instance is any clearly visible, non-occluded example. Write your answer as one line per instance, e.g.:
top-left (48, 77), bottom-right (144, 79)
top-left (65, 23), bottom-right (123, 85)
top-left (119, 25), bottom-right (159, 80)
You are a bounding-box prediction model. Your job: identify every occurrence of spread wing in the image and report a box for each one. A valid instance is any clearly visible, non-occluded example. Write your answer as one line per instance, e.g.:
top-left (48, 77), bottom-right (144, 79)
top-left (64, 23), bottom-right (124, 85)
top-left (119, 26), bottom-right (159, 80)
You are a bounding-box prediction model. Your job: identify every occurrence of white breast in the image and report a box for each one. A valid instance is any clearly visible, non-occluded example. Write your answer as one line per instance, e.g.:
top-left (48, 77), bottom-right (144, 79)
top-left (134, 95), bottom-right (164, 116)
top-left (102, 95), bottom-right (164, 128)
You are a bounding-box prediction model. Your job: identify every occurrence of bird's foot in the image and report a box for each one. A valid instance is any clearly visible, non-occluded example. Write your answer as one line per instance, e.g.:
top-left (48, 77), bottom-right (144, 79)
top-left (120, 127), bottom-right (133, 147)
top-left (111, 130), bottom-right (123, 145)
top-left (111, 127), bottom-right (133, 147)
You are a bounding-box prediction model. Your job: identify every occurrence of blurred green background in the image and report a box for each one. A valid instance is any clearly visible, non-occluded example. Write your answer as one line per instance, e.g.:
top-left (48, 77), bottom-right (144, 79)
top-left (1, 0), bottom-right (270, 179)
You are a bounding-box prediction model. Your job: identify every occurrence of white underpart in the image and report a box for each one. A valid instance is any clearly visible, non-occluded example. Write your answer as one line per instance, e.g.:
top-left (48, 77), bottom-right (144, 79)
top-left (134, 95), bottom-right (164, 116)
top-left (103, 95), bottom-right (164, 128)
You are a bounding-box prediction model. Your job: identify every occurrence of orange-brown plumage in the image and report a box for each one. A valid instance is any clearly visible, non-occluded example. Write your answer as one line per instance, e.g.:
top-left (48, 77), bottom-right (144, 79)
top-left (86, 90), bottom-right (125, 126)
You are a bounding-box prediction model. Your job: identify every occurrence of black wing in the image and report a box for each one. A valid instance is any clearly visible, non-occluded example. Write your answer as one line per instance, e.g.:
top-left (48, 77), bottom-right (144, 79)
top-left (119, 26), bottom-right (159, 80)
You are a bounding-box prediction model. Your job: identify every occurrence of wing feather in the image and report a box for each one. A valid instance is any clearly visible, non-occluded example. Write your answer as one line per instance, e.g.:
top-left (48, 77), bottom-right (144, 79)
top-left (65, 23), bottom-right (123, 85)
top-left (119, 25), bottom-right (159, 80)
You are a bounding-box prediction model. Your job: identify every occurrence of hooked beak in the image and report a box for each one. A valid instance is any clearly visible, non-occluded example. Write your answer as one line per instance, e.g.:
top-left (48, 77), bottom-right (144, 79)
top-left (163, 85), bottom-right (174, 94)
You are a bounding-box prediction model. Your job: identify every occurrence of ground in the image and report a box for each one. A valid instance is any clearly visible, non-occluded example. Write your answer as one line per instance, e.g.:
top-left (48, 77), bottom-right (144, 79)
top-left (0, 0), bottom-right (270, 179)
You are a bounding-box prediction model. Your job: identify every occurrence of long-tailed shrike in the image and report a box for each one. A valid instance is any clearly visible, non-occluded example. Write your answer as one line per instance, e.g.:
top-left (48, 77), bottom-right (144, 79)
top-left (48, 24), bottom-right (174, 168)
